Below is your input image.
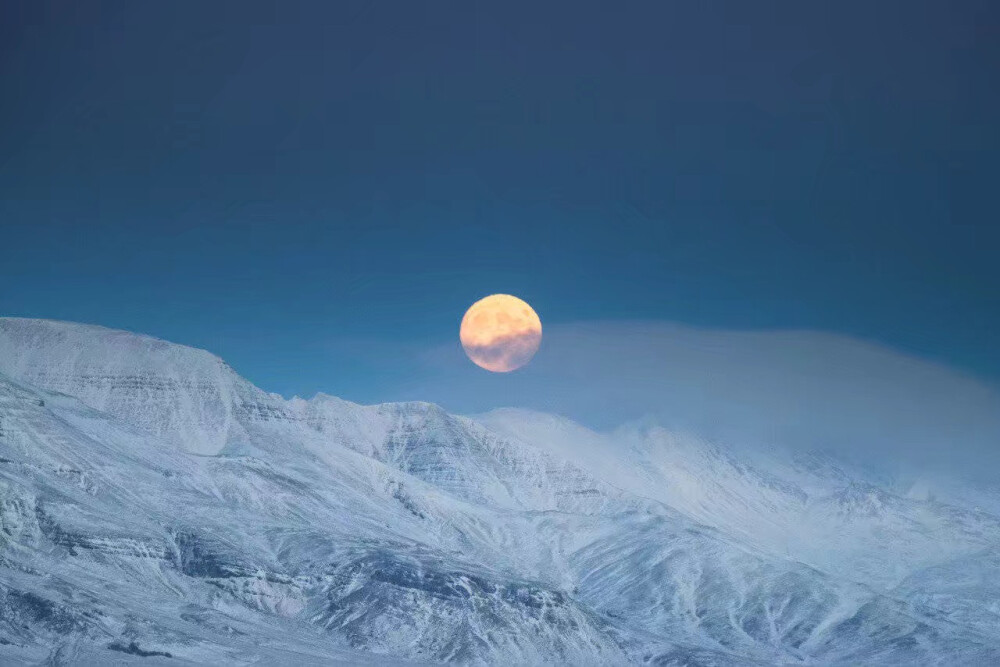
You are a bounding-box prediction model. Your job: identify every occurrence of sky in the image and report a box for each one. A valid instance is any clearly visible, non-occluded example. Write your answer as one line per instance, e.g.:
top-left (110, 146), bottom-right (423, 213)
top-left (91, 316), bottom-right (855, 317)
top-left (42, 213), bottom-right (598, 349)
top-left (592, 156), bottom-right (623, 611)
top-left (1, 1), bottom-right (998, 423)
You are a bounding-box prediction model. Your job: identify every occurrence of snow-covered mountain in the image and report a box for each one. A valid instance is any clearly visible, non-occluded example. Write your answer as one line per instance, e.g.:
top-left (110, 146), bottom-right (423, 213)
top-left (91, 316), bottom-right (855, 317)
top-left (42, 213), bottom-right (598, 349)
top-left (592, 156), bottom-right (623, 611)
top-left (1, 317), bottom-right (998, 665)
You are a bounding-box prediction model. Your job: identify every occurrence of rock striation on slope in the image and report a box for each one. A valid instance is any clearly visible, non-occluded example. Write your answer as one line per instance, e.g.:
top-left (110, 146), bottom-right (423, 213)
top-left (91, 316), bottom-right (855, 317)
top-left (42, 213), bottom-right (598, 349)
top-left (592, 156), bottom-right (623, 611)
top-left (1, 317), bottom-right (999, 665)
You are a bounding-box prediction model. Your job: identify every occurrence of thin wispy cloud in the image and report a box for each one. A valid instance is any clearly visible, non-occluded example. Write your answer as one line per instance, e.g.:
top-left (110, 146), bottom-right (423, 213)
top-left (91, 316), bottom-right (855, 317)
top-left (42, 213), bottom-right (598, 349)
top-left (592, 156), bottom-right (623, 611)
top-left (376, 321), bottom-right (1000, 484)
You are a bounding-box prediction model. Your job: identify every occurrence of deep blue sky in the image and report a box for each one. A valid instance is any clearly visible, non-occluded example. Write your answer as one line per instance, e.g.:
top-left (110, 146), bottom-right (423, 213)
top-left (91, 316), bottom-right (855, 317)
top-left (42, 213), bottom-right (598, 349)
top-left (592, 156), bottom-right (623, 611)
top-left (1, 1), bottom-right (998, 402)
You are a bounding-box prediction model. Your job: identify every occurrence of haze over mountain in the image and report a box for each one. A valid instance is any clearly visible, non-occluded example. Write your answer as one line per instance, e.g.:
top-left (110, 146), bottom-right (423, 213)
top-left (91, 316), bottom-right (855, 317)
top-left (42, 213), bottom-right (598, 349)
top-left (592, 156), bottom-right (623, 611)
top-left (1, 317), bottom-right (999, 665)
top-left (384, 321), bottom-right (1000, 488)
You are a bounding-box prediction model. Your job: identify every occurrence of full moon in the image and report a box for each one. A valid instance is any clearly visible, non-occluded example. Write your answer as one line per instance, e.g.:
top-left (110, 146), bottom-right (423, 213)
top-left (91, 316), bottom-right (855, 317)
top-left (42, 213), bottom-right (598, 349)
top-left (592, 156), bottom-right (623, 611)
top-left (460, 294), bottom-right (542, 372)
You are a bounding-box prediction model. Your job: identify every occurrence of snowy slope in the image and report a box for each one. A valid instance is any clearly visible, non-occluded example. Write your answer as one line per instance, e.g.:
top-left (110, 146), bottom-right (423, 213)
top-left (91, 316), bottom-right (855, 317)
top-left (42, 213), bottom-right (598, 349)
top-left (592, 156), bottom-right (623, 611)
top-left (479, 408), bottom-right (1000, 590)
top-left (1, 318), bottom-right (999, 665)
top-left (0, 318), bottom-right (270, 455)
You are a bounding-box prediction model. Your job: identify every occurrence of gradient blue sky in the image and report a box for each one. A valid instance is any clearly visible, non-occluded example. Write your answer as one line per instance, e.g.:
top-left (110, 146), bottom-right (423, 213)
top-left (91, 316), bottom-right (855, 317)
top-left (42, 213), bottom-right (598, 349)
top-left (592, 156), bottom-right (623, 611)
top-left (1, 1), bottom-right (998, 405)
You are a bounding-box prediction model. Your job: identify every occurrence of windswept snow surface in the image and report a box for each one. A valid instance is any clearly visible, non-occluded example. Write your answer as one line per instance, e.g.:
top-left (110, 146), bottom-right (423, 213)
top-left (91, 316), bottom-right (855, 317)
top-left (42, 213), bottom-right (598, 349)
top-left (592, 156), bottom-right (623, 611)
top-left (0, 318), bottom-right (998, 665)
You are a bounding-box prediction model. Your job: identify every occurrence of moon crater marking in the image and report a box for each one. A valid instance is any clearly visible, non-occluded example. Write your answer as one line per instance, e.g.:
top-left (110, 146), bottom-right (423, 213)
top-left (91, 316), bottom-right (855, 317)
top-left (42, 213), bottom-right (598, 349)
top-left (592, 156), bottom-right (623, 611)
top-left (460, 294), bottom-right (542, 372)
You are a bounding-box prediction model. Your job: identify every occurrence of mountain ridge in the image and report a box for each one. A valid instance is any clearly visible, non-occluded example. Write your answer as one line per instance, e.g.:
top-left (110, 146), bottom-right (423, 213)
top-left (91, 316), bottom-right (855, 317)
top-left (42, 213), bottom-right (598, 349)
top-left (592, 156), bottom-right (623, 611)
top-left (1, 318), bottom-right (998, 664)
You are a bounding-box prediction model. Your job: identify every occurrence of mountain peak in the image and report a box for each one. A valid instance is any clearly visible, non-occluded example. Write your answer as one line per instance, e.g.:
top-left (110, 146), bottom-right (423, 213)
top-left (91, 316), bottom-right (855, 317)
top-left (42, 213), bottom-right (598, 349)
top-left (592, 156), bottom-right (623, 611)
top-left (0, 318), bottom-right (233, 384)
top-left (0, 317), bottom-right (257, 454)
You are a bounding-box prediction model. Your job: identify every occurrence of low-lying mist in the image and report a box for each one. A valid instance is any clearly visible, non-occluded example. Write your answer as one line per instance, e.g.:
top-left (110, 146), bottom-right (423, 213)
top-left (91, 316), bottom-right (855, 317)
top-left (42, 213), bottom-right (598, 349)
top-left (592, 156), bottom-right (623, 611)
top-left (382, 321), bottom-right (1000, 486)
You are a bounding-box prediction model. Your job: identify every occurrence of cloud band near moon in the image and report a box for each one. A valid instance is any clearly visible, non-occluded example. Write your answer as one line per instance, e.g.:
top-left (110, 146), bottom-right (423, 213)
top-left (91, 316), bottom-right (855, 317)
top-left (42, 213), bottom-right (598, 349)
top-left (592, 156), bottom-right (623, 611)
top-left (462, 330), bottom-right (543, 373)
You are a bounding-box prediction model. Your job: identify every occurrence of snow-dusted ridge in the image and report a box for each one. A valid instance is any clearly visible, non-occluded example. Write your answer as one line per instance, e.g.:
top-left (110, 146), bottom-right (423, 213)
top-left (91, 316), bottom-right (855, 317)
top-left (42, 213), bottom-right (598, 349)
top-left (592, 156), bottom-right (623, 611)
top-left (1, 317), bottom-right (998, 664)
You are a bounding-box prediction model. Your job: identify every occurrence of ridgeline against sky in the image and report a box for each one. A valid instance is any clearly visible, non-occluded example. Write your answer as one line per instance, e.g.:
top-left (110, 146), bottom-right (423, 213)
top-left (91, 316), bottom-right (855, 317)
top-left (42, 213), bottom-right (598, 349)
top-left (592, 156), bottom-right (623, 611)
top-left (1, 1), bottom-right (997, 404)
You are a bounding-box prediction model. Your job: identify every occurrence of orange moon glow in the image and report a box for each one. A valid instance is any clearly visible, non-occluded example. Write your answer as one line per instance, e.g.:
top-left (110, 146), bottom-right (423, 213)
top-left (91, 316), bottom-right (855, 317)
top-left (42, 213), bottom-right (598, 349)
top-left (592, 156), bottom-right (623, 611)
top-left (460, 294), bottom-right (542, 372)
